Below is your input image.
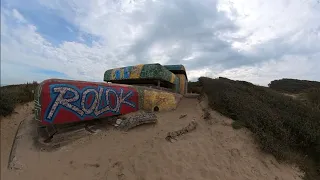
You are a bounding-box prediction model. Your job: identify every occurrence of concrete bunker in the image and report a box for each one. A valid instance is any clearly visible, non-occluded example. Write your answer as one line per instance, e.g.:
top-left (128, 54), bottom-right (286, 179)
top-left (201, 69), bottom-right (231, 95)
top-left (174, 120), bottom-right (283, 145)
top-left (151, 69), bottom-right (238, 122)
top-left (104, 63), bottom-right (188, 94)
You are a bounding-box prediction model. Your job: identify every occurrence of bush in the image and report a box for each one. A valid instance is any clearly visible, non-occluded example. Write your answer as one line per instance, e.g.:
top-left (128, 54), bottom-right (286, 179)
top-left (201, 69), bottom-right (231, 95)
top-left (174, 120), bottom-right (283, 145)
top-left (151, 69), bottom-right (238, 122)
top-left (269, 78), bottom-right (320, 93)
top-left (305, 88), bottom-right (320, 110)
top-left (0, 89), bottom-right (16, 117)
top-left (232, 121), bottom-right (244, 130)
top-left (291, 88), bottom-right (320, 112)
top-left (188, 81), bottom-right (202, 93)
top-left (0, 82), bottom-right (38, 117)
top-left (198, 77), bottom-right (320, 180)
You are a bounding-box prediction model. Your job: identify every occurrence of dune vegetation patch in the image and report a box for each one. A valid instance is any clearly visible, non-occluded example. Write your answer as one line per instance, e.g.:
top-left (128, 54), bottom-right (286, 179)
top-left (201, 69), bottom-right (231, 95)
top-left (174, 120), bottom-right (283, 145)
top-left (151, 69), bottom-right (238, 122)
top-left (0, 82), bottom-right (38, 117)
top-left (195, 77), bottom-right (320, 180)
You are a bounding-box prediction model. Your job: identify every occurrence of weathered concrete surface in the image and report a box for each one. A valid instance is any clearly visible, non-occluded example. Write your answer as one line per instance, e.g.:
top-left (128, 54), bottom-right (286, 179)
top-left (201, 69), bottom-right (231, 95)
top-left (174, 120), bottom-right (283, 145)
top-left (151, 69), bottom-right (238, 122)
top-left (176, 74), bottom-right (187, 94)
top-left (117, 112), bottom-right (157, 131)
top-left (104, 63), bottom-right (188, 94)
top-left (104, 63), bottom-right (177, 85)
top-left (164, 64), bottom-right (188, 94)
top-left (35, 79), bottom-right (183, 125)
top-left (34, 79), bottom-right (139, 125)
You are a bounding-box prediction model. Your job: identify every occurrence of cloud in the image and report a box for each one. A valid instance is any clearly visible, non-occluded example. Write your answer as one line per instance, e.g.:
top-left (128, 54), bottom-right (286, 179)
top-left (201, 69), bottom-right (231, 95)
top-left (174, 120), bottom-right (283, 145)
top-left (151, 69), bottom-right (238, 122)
top-left (1, 0), bottom-right (320, 86)
top-left (216, 53), bottom-right (320, 86)
top-left (12, 9), bottom-right (27, 23)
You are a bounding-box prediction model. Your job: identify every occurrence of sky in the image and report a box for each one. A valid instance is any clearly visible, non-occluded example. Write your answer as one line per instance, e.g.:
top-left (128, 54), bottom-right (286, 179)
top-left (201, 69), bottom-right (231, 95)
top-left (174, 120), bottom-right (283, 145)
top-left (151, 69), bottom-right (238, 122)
top-left (1, 0), bottom-right (320, 86)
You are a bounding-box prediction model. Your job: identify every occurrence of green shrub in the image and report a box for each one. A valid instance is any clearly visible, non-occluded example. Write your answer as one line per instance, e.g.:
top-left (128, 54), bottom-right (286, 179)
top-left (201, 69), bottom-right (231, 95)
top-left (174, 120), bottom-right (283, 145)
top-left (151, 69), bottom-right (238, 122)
top-left (0, 89), bottom-right (16, 116)
top-left (188, 81), bottom-right (202, 93)
top-left (305, 88), bottom-right (320, 110)
top-left (0, 82), bottom-right (38, 117)
top-left (232, 121), bottom-right (244, 130)
top-left (198, 77), bottom-right (320, 180)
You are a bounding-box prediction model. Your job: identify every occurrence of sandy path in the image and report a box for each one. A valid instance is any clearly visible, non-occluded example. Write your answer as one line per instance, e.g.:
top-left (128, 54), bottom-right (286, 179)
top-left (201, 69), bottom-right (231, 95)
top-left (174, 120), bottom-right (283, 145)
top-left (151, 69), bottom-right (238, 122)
top-left (1, 98), bottom-right (302, 180)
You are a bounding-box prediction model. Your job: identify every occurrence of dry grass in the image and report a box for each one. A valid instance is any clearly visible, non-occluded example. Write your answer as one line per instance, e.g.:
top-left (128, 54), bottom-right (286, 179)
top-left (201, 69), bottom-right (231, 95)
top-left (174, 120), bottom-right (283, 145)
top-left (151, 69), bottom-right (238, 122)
top-left (0, 82), bottom-right (38, 117)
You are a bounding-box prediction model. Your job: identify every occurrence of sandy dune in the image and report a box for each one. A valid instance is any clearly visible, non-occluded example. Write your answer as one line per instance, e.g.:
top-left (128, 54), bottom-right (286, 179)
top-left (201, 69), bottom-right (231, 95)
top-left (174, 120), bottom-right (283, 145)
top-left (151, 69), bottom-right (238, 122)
top-left (1, 98), bottom-right (302, 180)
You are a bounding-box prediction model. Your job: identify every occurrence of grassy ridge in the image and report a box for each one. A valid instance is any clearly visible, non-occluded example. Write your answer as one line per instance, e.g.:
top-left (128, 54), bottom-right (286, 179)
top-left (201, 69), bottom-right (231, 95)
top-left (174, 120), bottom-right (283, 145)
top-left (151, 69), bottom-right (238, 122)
top-left (0, 82), bottom-right (38, 117)
top-left (198, 77), bottom-right (320, 180)
top-left (289, 88), bottom-right (320, 112)
top-left (304, 88), bottom-right (320, 110)
top-left (269, 78), bottom-right (320, 93)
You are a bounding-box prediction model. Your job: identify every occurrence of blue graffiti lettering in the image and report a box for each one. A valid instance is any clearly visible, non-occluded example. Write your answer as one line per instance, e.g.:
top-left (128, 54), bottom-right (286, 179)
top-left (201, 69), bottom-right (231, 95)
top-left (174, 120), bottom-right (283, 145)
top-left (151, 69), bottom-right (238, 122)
top-left (115, 70), bottom-right (121, 80)
top-left (45, 84), bottom-right (136, 123)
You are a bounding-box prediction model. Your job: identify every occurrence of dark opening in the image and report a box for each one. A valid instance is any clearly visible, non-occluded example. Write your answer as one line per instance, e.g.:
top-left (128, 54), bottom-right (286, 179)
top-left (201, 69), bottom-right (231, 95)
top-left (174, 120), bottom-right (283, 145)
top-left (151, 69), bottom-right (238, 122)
top-left (167, 70), bottom-right (187, 77)
top-left (108, 79), bottom-right (175, 92)
top-left (153, 106), bottom-right (159, 112)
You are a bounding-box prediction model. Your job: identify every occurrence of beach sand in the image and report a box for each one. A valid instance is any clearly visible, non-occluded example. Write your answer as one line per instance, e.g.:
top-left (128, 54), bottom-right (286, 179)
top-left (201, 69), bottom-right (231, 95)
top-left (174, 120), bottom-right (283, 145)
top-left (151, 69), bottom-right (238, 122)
top-left (1, 98), bottom-right (302, 180)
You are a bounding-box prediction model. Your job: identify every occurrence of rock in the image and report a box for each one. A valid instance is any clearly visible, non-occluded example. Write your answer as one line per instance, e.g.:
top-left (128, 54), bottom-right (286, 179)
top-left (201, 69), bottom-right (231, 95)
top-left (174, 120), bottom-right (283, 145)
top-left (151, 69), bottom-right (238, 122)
top-left (117, 113), bottom-right (157, 131)
top-left (116, 119), bottom-right (122, 125)
top-left (84, 163), bottom-right (100, 168)
top-left (179, 114), bottom-right (187, 119)
top-left (165, 120), bottom-right (197, 141)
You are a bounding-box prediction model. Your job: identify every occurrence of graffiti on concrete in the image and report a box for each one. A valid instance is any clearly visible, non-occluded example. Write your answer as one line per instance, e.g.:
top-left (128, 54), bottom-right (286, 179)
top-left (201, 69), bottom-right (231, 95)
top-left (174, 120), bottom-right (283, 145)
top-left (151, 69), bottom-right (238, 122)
top-left (143, 90), bottom-right (177, 111)
top-left (45, 84), bottom-right (136, 123)
top-left (36, 63), bottom-right (188, 125)
top-left (34, 79), bottom-right (140, 125)
top-left (105, 64), bottom-right (176, 83)
top-left (104, 64), bottom-right (189, 94)
top-left (176, 74), bottom-right (187, 94)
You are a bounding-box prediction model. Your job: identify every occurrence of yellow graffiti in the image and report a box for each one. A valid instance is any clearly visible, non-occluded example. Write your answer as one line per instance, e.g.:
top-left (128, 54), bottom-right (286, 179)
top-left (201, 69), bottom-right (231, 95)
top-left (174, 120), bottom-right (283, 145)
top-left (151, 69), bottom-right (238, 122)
top-left (130, 64), bottom-right (144, 79)
top-left (170, 74), bottom-right (176, 84)
top-left (176, 74), bottom-right (187, 94)
top-left (143, 90), bottom-right (177, 111)
top-left (111, 69), bottom-right (123, 80)
top-left (111, 69), bottom-right (116, 80)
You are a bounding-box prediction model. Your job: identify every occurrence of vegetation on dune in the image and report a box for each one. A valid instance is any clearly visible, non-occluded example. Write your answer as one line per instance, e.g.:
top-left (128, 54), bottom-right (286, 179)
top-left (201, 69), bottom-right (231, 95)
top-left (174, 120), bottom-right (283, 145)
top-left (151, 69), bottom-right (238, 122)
top-left (304, 88), bottom-right (320, 110)
top-left (293, 88), bottom-right (320, 111)
top-left (269, 78), bottom-right (320, 93)
top-left (0, 82), bottom-right (38, 117)
top-left (188, 81), bottom-right (202, 93)
top-left (197, 77), bottom-right (320, 180)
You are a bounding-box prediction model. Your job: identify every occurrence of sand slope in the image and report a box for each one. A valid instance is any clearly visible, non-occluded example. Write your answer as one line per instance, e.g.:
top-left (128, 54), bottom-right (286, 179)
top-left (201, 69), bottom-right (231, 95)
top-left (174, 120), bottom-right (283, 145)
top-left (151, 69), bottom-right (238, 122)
top-left (1, 98), bottom-right (302, 180)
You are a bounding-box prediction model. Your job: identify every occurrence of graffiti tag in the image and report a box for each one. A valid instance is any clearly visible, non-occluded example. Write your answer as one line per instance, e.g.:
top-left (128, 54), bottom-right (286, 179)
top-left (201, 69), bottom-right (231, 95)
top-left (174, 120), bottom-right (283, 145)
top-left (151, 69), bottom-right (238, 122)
top-left (45, 85), bottom-right (136, 122)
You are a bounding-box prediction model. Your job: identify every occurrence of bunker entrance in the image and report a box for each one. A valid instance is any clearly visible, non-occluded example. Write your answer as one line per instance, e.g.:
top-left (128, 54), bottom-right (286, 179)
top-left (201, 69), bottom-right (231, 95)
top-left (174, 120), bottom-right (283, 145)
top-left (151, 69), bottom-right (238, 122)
top-left (107, 79), bottom-right (175, 92)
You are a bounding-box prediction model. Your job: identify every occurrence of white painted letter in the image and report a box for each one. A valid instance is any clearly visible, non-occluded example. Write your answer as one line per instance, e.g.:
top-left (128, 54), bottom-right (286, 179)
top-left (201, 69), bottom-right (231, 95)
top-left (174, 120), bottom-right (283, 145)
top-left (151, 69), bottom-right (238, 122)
top-left (81, 89), bottom-right (99, 114)
top-left (47, 87), bottom-right (84, 120)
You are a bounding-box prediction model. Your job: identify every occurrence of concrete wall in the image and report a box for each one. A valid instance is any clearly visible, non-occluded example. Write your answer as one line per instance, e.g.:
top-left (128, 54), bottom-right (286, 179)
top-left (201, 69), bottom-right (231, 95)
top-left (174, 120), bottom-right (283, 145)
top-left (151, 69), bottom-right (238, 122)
top-left (176, 74), bottom-right (187, 94)
top-left (163, 64), bottom-right (186, 73)
top-left (104, 63), bottom-right (188, 94)
top-left (163, 64), bottom-right (188, 95)
top-left (35, 79), bottom-right (182, 125)
top-left (104, 63), bottom-right (177, 84)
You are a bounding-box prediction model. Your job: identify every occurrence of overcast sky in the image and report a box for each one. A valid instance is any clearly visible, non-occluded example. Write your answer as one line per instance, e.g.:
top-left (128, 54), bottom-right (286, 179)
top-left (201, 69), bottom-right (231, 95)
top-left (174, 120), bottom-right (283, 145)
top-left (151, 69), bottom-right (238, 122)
top-left (1, 0), bottom-right (320, 86)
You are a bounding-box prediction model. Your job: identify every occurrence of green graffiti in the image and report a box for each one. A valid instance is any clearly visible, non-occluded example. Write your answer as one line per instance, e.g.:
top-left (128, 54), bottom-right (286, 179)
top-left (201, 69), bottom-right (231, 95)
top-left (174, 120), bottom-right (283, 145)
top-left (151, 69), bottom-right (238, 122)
top-left (103, 63), bottom-right (187, 94)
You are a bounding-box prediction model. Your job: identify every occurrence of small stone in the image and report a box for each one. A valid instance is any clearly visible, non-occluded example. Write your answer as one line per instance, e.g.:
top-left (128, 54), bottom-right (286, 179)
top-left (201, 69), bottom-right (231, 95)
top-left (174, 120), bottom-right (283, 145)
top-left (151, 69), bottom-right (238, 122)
top-left (116, 119), bottom-right (122, 124)
top-left (179, 114), bottom-right (187, 119)
top-left (84, 163), bottom-right (100, 168)
top-left (169, 138), bottom-right (177, 143)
